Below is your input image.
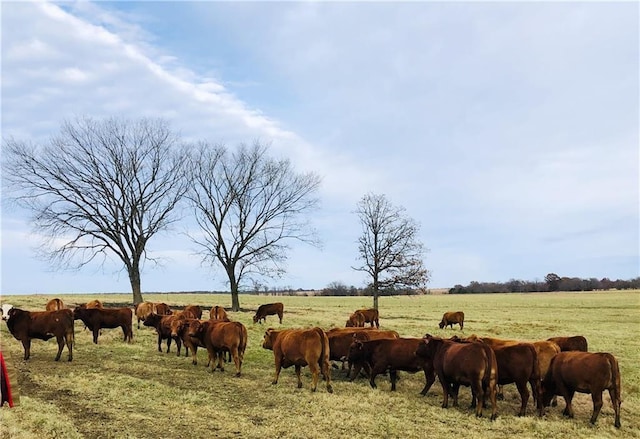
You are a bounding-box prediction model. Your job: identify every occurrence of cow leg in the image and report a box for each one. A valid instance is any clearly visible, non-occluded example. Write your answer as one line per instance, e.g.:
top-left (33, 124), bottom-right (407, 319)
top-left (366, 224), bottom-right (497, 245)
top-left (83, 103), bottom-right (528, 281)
top-left (487, 381), bottom-right (498, 421)
top-left (472, 380), bottom-right (485, 418)
top-left (440, 378), bottom-right (450, 408)
top-left (166, 337), bottom-right (172, 354)
top-left (176, 338), bottom-right (182, 357)
top-left (590, 390), bottom-right (604, 425)
top-left (65, 332), bottom-right (73, 362)
top-left (295, 365), bottom-right (305, 389)
top-left (390, 370), bottom-right (398, 391)
top-left (278, 313), bottom-right (282, 324)
top-left (516, 381), bottom-right (530, 417)
top-left (54, 336), bottom-right (65, 361)
top-left (21, 339), bottom-right (31, 360)
top-left (531, 379), bottom-right (543, 417)
top-left (369, 365), bottom-right (384, 389)
top-left (156, 334), bottom-right (163, 352)
top-left (232, 347), bottom-right (242, 377)
top-left (420, 368), bottom-right (436, 396)
top-left (608, 387), bottom-right (621, 428)
top-left (191, 345), bottom-right (198, 365)
top-left (321, 358), bottom-right (333, 393)
top-left (496, 384), bottom-right (504, 400)
top-left (562, 391), bottom-right (575, 418)
top-left (272, 356), bottom-right (282, 384)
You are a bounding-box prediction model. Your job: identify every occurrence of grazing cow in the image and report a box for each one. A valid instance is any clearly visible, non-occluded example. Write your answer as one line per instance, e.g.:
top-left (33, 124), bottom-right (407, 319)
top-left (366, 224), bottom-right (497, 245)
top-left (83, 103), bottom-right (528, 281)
top-left (542, 351), bottom-right (621, 428)
top-left (345, 311), bottom-right (366, 327)
top-left (417, 335), bottom-right (498, 420)
top-left (188, 319), bottom-right (247, 376)
top-left (210, 305), bottom-right (229, 321)
top-left (6, 308), bottom-right (74, 361)
top-left (352, 308), bottom-right (379, 328)
top-left (439, 311), bottom-right (464, 330)
top-left (73, 307), bottom-right (133, 344)
top-left (144, 313), bottom-right (183, 355)
top-left (183, 305), bottom-right (202, 320)
top-left (547, 336), bottom-right (588, 352)
top-left (347, 337), bottom-right (433, 394)
top-left (135, 302), bottom-right (155, 329)
top-left (1, 304), bottom-right (14, 320)
top-left (45, 298), bottom-right (65, 311)
top-left (262, 327), bottom-right (333, 393)
top-left (253, 302), bottom-right (284, 324)
top-left (348, 330), bottom-right (402, 380)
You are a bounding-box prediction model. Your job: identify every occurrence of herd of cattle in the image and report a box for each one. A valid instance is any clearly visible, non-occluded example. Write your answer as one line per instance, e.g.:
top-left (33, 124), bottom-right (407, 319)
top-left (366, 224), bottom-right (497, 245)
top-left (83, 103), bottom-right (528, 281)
top-left (1, 299), bottom-right (622, 428)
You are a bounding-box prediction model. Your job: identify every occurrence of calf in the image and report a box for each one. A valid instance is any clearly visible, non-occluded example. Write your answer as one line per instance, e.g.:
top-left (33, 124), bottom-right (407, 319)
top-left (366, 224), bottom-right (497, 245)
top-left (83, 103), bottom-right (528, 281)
top-left (542, 351), bottom-right (621, 428)
top-left (439, 311), bottom-right (464, 330)
top-left (547, 336), bottom-right (588, 352)
top-left (188, 320), bottom-right (247, 376)
top-left (354, 308), bottom-right (379, 328)
top-left (6, 308), bottom-right (74, 361)
top-left (144, 313), bottom-right (182, 355)
top-left (347, 337), bottom-right (433, 394)
top-left (253, 302), bottom-right (284, 324)
top-left (417, 335), bottom-right (497, 420)
top-left (73, 307), bottom-right (133, 344)
top-left (262, 327), bottom-right (333, 393)
top-left (345, 311), bottom-right (366, 327)
top-left (45, 298), bottom-right (65, 311)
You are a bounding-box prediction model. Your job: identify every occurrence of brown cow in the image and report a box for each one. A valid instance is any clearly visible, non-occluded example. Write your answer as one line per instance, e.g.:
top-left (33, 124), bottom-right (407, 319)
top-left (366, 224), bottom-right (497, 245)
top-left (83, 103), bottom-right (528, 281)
top-left (547, 336), bottom-right (588, 352)
top-left (345, 311), bottom-right (366, 327)
top-left (144, 313), bottom-right (182, 355)
top-left (85, 299), bottom-right (104, 309)
top-left (135, 302), bottom-right (155, 329)
top-left (170, 317), bottom-right (207, 365)
top-left (6, 308), bottom-right (74, 361)
top-left (325, 327), bottom-right (398, 376)
top-left (347, 337), bottom-right (433, 394)
top-left (439, 311), bottom-right (464, 330)
top-left (262, 327), bottom-right (333, 393)
top-left (187, 319), bottom-right (247, 376)
top-left (542, 351), bottom-right (621, 428)
top-left (183, 305), bottom-right (202, 320)
top-left (210, 305), bottom-right (229, 321)
top-left (153, 303), bottom-right (172, 316)
top-left (45, 298), bottom-right (65, 311)
top-left (253, 302), bottom-right (284, 324)
top-left (353, 308), bottom-right (379, 328)
top-left (73, 307), bottom-right (133, 344)
top-left (417, 335), bottom-right (498, 420)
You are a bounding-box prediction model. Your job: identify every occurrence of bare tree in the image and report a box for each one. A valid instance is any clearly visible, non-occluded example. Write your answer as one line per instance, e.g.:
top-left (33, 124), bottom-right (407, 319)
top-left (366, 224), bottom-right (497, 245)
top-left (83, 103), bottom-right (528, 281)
top-left (353, 193), bottom-right (429, 309)
top-left (186, 142), bottom-right (321, 311)
top-left (2, 117), bottom-right (188, 304)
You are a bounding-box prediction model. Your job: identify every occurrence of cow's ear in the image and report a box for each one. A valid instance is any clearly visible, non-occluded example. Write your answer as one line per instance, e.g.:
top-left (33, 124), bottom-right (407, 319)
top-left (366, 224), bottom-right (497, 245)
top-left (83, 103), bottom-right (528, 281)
top-left (423, 333), bottom-right (432, 339)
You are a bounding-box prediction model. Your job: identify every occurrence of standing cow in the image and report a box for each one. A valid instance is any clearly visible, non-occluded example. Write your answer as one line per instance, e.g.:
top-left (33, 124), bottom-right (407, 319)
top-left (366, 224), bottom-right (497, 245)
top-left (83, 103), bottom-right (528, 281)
top-left (73, 307), bottom-right (133, 344)
top-left (542, 351), bottom-right (621, 428)
top-left (6, 308), bottom-right (74, 361)
top-left (262, 327), bottom-right (333, 393)
top-left (45, 298), bottom-right (65, 311)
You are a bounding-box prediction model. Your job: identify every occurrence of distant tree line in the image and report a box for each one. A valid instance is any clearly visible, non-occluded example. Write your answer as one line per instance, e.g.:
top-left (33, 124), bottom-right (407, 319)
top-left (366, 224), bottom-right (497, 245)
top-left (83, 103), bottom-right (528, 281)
top-left (449, 273), bottom-right (640, 294)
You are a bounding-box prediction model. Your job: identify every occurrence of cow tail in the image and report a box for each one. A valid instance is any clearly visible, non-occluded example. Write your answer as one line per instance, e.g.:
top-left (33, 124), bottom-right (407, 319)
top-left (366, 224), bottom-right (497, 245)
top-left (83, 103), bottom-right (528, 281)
top-left (607, 353), bottom-right (621, 401)
top-left (315, 327), bottom-right (330, 367)
top-left (237, 322), bottom-right (246, 361)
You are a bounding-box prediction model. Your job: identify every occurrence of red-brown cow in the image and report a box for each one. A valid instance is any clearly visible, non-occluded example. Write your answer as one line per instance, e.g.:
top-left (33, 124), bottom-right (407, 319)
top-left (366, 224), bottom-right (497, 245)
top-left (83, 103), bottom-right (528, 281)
top-left (547, 336), bottom-right (588, 352)
top-left (262, 327), bottom-right (333, 393)
top-left (45, 298), bottom-right (65, 311)
top-left (417, 335), bottom-right (498, 420)
top-left (170, 317), bottom-right (207, 365)
top-left (253, 303), bottom-right (284, 324)
top-left (347, 337), bottom-right (433, 394)
top-left (85, 299), bottom-right (103, 309)
top-left (154, 303), bottom-right (172, 316)
top-left (345, 311), bottom-right (366, 327)
top-left (542, 351), bottom-right (621, 428)
top-left (439, 311), bottom-right (464, 330)
top-left (183, 305), bottom-right (202, 320)
top-left (143, 313), bottom-right (182, 354)
top-left (348, 329), bottom-right (401, 380)
top-left (325, 327), bottom-right (398, 376)
top-left (353, 308), bottom-right (379, 328)
top-left (73, 307), bottom-right (133, 344)
top-left (210, 305), bottom-right (229, 321)
top-left (188, 319), bottom-right (247, 376)
top-left (6, 308), bottom-right (74, 361)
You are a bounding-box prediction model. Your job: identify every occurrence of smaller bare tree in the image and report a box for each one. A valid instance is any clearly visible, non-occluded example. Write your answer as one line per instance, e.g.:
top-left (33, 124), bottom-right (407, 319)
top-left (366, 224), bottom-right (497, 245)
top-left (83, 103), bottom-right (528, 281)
top-left (185, 141), bottom-right (321, 311)
top-left (353, 193), bottom-right (429, 309)
top-left (2, 117), bottom-right (188, 304)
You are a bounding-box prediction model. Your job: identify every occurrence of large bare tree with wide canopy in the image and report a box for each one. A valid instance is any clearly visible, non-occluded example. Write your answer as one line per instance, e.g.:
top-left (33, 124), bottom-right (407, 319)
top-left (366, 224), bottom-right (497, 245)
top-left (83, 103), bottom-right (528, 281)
top-left (186, 142), bottom-right (321, 311)
top-left (2, 117), bottom-right (188, 304)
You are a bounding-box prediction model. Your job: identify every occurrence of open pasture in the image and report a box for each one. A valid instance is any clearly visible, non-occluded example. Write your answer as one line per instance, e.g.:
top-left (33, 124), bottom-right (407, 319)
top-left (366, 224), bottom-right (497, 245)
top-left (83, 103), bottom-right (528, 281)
top-left (1, 290), bottom-right (638, 438)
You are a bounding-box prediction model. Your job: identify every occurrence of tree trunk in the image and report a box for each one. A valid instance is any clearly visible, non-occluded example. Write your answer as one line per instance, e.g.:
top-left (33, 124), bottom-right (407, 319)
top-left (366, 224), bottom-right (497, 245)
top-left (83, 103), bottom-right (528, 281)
top-left (372, 273), bottom-right (379, 310)
top-left (228, 271), bottom-right (241, 312)
top-left (129, 265), bottom-right (144, 305)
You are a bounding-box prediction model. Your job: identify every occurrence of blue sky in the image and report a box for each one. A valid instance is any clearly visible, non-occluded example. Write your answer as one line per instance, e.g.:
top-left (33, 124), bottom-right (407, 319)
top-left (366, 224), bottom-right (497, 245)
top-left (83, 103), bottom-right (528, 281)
top-left (1, 1), bottom-right (638, 295)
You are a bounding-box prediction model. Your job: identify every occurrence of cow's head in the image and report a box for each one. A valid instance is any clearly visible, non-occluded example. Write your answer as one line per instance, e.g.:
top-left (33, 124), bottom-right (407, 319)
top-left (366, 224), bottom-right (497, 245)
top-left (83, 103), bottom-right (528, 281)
top-left (186, 319), bottom-right (205, 338)
top-left (72, 306), bottom-right (88, 320)
top-left (262, 328), bottom-right (277, 350)
top-left (170, 318), bottom-right (187, 338)
top-left (347, 340), bottom-right (365, 362)
top-left (438, 320), bottom-right (445, 329)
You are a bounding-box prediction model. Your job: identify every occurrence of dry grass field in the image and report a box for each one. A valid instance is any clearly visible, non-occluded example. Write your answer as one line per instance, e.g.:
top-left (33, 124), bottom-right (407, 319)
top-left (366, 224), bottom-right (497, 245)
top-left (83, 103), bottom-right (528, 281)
top-left (0, 290), bottom-right (638, 438)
